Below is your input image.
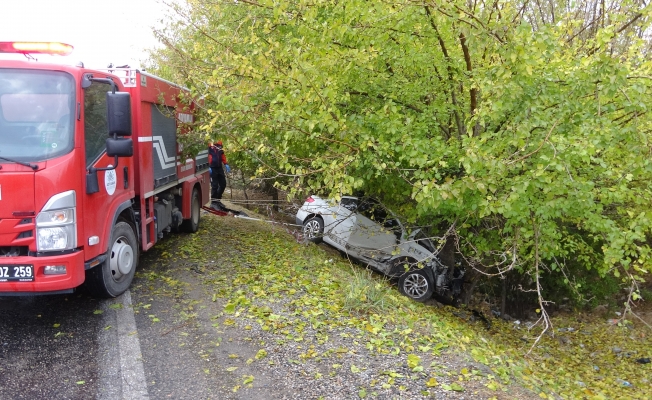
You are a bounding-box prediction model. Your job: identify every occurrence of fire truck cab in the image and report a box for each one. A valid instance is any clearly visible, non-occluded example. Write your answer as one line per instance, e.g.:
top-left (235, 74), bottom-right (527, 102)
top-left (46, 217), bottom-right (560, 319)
top-left (0, 42), bottom-right (210, 297)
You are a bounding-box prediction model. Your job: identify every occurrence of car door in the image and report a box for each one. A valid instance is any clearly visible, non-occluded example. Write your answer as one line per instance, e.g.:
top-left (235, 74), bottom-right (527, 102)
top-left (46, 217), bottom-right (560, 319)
top-left (322, 196), bottom-right (358, 251)
top-left (346, 199), bottom-right (398, 263)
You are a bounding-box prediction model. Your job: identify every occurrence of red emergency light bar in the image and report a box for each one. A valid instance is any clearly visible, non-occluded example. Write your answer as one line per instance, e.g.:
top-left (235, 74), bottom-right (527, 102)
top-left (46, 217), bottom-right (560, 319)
top-left (0, 42), bottom-right (73, 56)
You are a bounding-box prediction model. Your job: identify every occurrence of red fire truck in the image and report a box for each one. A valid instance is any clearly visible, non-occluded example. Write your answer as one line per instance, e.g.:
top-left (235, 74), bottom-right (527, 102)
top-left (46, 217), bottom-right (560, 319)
top-left (0, 42), bottom-right (210, 297)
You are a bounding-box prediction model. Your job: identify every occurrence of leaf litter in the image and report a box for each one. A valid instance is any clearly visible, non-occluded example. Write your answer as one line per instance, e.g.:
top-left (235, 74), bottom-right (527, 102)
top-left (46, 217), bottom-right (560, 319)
top-left (131, 211), bottom-right (651, 399)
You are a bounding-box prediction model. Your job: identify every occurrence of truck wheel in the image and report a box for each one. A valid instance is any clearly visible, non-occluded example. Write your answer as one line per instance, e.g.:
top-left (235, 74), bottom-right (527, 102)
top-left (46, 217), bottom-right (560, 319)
top-left (85, 221), bottom-right (139, 298)
top-left (398, 268), bottom-right (433, 302)
top-left (181, 187), bottom-right (201, 233)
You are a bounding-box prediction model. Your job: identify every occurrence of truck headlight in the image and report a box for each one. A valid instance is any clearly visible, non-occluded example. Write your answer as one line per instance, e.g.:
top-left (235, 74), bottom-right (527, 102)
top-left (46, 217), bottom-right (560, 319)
top-left (37, 225), bottom-right (76, 251)
top-left (36, 191), bottom-right (77, 252)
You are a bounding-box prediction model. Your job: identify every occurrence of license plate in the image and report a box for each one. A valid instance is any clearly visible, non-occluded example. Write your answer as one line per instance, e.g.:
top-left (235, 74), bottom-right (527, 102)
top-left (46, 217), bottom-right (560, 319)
top-left (0, 265), bottom-right (34, 282)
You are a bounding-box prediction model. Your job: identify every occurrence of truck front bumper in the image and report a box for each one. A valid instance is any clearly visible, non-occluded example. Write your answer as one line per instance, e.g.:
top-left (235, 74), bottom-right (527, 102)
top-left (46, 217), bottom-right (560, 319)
top-left (0, 250), bottom-right (85, 294)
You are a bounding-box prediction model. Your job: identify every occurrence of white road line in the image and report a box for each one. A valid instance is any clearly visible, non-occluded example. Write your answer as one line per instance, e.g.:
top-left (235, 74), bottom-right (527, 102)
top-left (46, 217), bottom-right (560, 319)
top-left (116, 290), bottom-right (149, 399)
top-left (98, 290), bottom-right (148, 399)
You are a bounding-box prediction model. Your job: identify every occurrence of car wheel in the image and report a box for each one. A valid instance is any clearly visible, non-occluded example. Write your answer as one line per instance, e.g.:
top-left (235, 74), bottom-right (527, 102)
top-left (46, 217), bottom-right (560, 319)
top-left (181, 187), bottom-right (201, 233)
top-left (302, 216), bottom-right (324, 244)
top-left (85, 221), bottom-right (139, 298)
top-left (399, 268), bottom-right (433, 302)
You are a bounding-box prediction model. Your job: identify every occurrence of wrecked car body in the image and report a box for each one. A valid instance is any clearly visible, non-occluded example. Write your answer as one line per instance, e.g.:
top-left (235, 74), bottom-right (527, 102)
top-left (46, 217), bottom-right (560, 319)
top-left (296, 196), bottom-right (464, 302)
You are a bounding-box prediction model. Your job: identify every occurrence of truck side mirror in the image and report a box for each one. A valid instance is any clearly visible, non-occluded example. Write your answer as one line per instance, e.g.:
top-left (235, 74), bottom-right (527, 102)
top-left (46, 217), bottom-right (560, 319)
top-left (87, 137), bottom-right (133, 194)
top-left (107, 91), bottom-right (132, 136)
top-left (106, 137), bottom-right (133, 157)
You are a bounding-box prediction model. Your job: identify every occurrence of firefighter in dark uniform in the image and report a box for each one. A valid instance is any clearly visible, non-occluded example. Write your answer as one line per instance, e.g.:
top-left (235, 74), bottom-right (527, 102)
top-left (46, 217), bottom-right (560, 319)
top-left (208, 140), bottom-right (231, 203)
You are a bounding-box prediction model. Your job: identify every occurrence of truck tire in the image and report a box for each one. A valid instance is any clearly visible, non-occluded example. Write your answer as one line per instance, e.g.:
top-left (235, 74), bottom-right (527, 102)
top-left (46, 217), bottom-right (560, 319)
top-left (85, 221), bottom-right (139, 298)
top-left (181, 187), bottom-right (201, 233)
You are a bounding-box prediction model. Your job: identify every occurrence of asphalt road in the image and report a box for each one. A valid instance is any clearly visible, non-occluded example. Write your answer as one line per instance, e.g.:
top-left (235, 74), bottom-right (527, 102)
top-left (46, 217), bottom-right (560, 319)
top-left (0, 288), bottom-right (149, 400)
top-left (0, 292), bottom-right (103, 399)
top-left (0, 270), bottom-right (239, 400)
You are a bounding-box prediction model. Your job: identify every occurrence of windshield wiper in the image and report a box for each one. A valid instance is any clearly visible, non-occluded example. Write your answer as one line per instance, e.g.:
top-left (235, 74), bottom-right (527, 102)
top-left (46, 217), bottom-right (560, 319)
top-left (0, 156), bottom-right (38, 170)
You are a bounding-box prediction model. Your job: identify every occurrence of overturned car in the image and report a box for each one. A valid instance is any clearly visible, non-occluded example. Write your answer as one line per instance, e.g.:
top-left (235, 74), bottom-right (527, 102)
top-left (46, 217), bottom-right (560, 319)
top-left (296, 196), bottom-right (464, 303)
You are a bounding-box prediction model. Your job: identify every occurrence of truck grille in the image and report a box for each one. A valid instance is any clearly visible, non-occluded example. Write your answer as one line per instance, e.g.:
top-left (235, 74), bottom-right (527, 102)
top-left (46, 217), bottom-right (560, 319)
top-left (0, 246), bottom-right (28, 257)
top-left (0, 217), bottom-right (34, 255)
top-left (17, 230), bottom-right (33, 239)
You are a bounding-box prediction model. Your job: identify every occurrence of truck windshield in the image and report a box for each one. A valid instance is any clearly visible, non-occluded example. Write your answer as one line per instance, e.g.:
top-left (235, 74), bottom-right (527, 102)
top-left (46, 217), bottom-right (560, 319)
top-left (0, 69), bottom-right (75, 162)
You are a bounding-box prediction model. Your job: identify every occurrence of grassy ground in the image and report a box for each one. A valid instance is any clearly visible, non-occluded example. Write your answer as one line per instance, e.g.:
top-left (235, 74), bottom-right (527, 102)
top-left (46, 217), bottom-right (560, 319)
top-left (133, 207), bottom-right (652, 399)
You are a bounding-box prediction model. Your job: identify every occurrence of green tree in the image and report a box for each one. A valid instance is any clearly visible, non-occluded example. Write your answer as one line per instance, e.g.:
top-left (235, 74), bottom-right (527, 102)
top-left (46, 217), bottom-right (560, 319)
top-left (148, 0), bottom-right (652, 320)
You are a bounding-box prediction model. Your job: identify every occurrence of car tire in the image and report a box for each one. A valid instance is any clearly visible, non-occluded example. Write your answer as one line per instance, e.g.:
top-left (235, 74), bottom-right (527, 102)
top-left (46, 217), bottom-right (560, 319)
top-left (399, 268), bottom-right (433, 302)
top-left (85, 220), bottom-right (139, 298)
top-left (181, 187), bottom-right (201, 233)
top-left (302, 216), bottom-right (324, 244)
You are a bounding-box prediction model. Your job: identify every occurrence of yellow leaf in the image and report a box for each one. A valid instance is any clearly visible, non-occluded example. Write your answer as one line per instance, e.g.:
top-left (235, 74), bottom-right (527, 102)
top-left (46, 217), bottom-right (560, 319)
top-left (407, 354), bottom-right (421, 369)
top-left (426, 377), bottom-right (439, 387)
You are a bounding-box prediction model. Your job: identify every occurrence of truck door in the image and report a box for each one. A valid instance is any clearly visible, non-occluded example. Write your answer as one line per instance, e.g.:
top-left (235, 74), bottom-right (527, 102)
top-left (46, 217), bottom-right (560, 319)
top-left (81, 81), bottom-right (133, 260)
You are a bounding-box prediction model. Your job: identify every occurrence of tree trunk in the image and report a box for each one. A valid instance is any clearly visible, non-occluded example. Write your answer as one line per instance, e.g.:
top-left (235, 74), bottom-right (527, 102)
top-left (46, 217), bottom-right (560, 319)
top-left (262, 178), bottom-right (279, 212)
top-left (500, 277), bottom-right (507, 317)
top-left (437, 223), bottom-right (456, 273)
top-left (272, 186), bottom-right (279, 212)
top-left (460, 269), bottom-right (478, 305)
top-left (240, 170), bottom-right (248, 201)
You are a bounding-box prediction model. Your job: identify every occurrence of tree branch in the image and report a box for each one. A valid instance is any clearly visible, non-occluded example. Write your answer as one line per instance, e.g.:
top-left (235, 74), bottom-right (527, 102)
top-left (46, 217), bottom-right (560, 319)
top-left (424, 5), bottom-right (465, 139)
top-left (347, 90), bottom-right (423, 113)
top-left (459, 32), bottom-right (477, 118)
top-left (507, 118), bottom-right (560, 165)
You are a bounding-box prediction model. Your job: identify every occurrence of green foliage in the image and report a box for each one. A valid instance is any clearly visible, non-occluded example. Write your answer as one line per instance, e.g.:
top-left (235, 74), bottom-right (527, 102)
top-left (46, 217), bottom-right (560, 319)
top-left (540, 263), bottom-right (623, 308)
top-left (342, 268), bottom-right (393, 315)
top-left (148, 1), bottom-right (652, 302)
